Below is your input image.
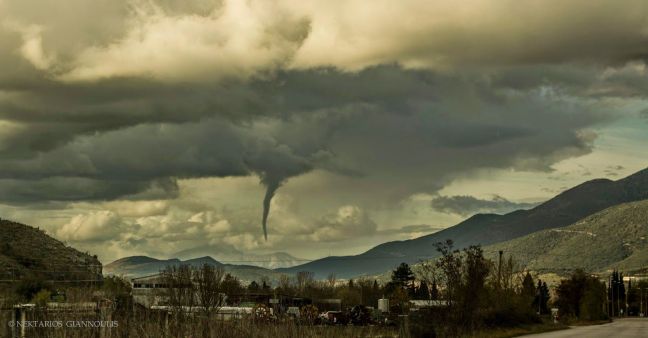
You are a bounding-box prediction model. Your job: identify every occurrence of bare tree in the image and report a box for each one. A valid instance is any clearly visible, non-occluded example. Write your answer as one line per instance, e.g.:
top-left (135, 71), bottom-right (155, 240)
top-left (327, 273), bottom-right (337, 289)
top-left (194, 264), bottom-right (225, 316)
top-left (498, 255), bottom-right (521, 293)
top-left (296, 271), bottom-right (314, 294)
top-left (416, 261), bottom-right (442, 300)
top-left (260, 275), bottom-right (271, 292)
top-left (278, 274), bottom-right (295, 295)
top-left (160, 264), bottom-right (196, 313)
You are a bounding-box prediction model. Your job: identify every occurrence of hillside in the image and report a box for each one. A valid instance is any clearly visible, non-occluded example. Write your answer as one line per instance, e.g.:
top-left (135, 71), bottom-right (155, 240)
top-left (485, 199), bottom-right (648, 274)
top-left (105, 255), bottom-right (286, 283)
top-left (0, 218), bottom-right (102, 281)
top-left (279, 167), bottom-right (648, 279)
top-left (173, 246), bottom-right (304, 269)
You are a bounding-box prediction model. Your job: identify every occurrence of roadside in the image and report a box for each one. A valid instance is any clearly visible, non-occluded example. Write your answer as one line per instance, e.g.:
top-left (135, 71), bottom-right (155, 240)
top-left (471, 321), bottom-right (569, 338)
top-left (517, 318), bottom-right (648, 338)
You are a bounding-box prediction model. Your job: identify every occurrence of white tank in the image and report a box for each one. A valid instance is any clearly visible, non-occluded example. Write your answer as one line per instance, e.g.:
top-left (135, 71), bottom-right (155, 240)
top-left (378, 298), bottom-right (389, 313)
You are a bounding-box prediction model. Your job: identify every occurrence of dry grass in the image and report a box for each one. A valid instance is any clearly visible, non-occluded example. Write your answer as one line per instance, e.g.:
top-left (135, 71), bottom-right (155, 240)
top-left (5, 311), bottom-right (399, 338)
top-left (470, 322), bottom-right (568, 338)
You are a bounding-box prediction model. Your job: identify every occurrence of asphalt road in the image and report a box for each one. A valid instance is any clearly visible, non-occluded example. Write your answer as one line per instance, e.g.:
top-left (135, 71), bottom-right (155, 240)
top-left (522, 318), bottom-right (648, 337)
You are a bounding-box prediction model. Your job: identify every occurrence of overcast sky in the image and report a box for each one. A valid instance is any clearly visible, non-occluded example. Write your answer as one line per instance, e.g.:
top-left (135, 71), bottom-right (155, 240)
top-left (1, 0), bottom-right (647, 264)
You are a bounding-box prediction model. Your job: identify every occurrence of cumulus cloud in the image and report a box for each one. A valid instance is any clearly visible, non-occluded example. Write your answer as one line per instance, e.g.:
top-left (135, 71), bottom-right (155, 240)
top-left (290, 0), bottom-right (648, 70)
top-left (60, 1), bottom-right (310, 82)
top-left (57, 210), bottom-right (127, 242)
top-left (4, 0), bottom-right (648, 80)
top-left (5, 23), bottom-right (56, 70)
top-left (309, 205), bottom-right (377, 242)
top-left (0, 0), bottom-right (647, 245)
top-left (430, 194), bottom-right (537, 217)
top-left (100, 200), bottom-right (169, 217)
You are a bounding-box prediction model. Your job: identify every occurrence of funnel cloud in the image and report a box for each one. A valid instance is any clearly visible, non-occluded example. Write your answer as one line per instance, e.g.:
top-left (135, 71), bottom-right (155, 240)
top-left (261, 180), bottom-right (280, 240)
top-left (0, 0), bottom-right (648, 257)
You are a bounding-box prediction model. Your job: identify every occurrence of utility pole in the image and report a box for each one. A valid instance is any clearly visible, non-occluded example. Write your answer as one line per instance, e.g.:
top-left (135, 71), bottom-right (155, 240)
top-left (611, 275), bottom-right (615, 317)
top-left (497, 250), bottom-right (503, 290)
top-left (639, 288), bottom-right (648, 317)
top-left (625, 279), bottom-right (628, 317)
top-left (617, 280), bottom-right (620, 316)
top-left (538, 286), bottom-right (542, 315)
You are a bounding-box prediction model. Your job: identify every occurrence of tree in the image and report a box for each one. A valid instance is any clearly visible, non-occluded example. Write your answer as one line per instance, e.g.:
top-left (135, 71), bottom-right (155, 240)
top-left (372, 280), bottom-right (380, 296)
top-left (327, 273), bottom-right (337, 289)
top-left (260, 276), bottom-right (271, 293)
top-left (435, 240), bottom-right (462, 305)
top-left (336, 283), bottom-right (361, 307)
top-left (103, 275), bottom-right (132, 299)
top-left (32, 289), bottom-right (51, 307)
top-left (417, 281), bottom-right (430, 299)
top-left (417, 260), bottom-right (442, 300)
top-left (580, 277), bottom-right (607, 321)
top-left (161, 265), bottom-right (196, 311)
top-left (358, 278), bottom-right (376, 306)
top-left (556, 270), bottom-right (607, 321)
top-left (248, 280), bottom-right (260, 292)
top-left (627, 280), bottom-right (648, 316)
top-left (498, 255), bottom-right (518, 292)
top-left (430, 280), bottom-right (439, 300)
top-left (220, 273), bottom-right (244, 304)
top-left (388, 286), bottom-right (410, 314)
top-left (459, 245), bottom-right (490, 331)
top-left (102, 275), bottom-right (133, 314)
top-left (521, 272), bottom-right (535, 310)
top-left (391, 262), bottom-right (416, 297)
top-left (296, 271), bottom-right (314, 294)
top-left (609, 270), bottom-right (627, 316)
top-left (537, 281), bottom-right (550, 315)
top-left (392, 263), bottom-right (415, 287)
top-left (277, 275), bottom-right (295, 296)
top-left (15, 273), bottom-right (52, 302)
top-left (194, 264), bottom-right (225, 315)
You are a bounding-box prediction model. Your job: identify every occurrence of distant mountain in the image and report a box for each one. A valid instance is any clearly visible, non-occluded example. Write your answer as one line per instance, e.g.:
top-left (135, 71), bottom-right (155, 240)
top-left (174, 246), bottom-right (304, 269)
top-left (0, 218), bottom-right (102, 280)
top-left (278, 167), bottom-right (648, 279)
top-left (485, 199), bottom-right (648, 274)
top-left (104, 255), bottom-right (286, 283)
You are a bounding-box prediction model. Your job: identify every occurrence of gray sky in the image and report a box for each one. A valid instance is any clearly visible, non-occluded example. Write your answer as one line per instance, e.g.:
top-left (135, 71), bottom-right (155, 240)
top-left (0, 0), bottom-right (647, 263)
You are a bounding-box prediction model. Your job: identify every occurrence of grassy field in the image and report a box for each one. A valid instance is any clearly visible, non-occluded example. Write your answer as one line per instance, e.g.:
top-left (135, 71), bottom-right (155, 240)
top-left (471, 322), bottom-right (569, 338)
top-left (5, 312), bottom-right (400, 338)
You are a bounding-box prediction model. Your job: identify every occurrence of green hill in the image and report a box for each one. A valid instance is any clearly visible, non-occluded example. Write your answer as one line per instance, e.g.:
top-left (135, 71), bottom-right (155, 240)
top-left (485, 199), bottom-right (648, 274)
top-left (279, 167), bottom-right (648, 279)
top-left (0, 218), bottom-right (102, 281)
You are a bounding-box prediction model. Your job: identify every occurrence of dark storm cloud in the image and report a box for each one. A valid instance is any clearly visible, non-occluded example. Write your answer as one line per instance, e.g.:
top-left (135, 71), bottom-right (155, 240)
top-left (0, 118), bottom-right (313, 204)
top-left (430, 195), bottom-right (538, 217)
top-left (2, 0), bottom-right (648, 241)
top-left (0, 177), bottom-right (177, 204)
top-left (0, 64), bottom-right (616, 205)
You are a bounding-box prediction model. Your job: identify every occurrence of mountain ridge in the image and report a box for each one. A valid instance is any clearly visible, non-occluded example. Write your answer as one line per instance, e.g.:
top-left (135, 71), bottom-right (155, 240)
top-left (278, 168), bottom-right (648, 279)
top-left (173, 246), bottom-right (304, 269)
top-left (483, 199), bottom-right (648, 274)
top-left (104, 255), bottom-right (286, 283)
